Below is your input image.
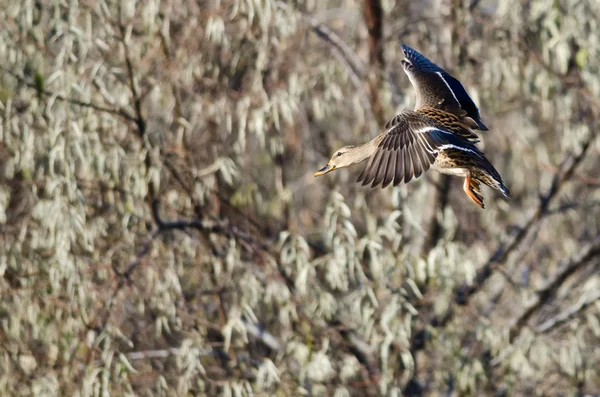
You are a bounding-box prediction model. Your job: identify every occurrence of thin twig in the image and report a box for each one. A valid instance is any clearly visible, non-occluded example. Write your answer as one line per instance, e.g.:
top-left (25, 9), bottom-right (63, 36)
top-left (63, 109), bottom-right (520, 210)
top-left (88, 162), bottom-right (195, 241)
top-left (111, 230), bottom-right (160, 282)
top-left (151, 199), bottom-right (269, 250)
top-left (420, 174), bottom-right (452, 256)
top-left (328, 319), bottom-right (379, 381)
top-left (151, 199), bottom-right (204, 232)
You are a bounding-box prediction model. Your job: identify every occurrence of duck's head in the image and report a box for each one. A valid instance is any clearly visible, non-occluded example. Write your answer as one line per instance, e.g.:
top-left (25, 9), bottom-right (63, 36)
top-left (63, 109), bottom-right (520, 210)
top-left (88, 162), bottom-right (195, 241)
top-left (314, 146), bottom-right (361, 177)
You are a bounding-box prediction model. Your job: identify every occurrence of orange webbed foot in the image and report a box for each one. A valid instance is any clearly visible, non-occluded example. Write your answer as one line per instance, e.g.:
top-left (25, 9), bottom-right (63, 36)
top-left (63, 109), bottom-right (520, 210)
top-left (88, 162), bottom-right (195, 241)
top-left (463, 176), bottom-right (485, 209)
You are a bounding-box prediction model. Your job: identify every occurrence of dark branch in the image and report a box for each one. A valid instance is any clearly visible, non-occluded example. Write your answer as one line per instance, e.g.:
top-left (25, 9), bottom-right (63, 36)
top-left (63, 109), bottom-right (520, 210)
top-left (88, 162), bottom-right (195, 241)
top-left (362, 0), bottom-right (384, 67)
top-left (536, 289), bottom-right (600, 334)
top-left (151, 199), bottom-right (204, 231)
top-left (420, 175), bottom-right (452, 255)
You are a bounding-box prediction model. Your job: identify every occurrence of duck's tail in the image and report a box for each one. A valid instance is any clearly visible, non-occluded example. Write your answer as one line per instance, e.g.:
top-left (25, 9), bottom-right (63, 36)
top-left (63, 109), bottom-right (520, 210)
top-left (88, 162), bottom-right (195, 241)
top-left (473, 166), bottom-right (511, 200)
top-left (442, 146), bottom-right (511, 202)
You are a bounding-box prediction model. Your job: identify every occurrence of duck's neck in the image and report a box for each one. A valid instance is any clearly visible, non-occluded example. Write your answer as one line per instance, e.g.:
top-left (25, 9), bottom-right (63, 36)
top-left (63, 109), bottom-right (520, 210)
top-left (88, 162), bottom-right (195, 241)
top-left (348, 138), bottom-right (379, 165)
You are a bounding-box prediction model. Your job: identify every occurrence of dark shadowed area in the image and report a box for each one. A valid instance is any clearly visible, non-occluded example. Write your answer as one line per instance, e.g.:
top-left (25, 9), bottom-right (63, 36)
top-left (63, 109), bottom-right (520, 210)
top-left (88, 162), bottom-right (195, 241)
top-left (0, 0), bottom-right (599, 396)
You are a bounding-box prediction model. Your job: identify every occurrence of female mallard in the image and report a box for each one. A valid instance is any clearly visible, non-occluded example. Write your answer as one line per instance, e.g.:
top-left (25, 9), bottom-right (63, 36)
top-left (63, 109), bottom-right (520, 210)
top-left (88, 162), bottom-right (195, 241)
top-left (314, 44), bottom-right (509, 208)
top-left (401, 44), bottom-right (488, 131)
top-left (314, 108), bottom-right (510, 209)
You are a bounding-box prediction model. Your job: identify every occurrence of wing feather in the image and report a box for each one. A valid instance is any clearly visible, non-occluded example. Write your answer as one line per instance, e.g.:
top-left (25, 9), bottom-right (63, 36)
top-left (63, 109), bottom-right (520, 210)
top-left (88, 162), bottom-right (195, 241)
top-left (393, 148), bottom-right (404, 186)
top-left (372, 150), bottom-right (390, 188)
top-left (416, 142), bottom-right (432, 174)
top-left (382, 150), bottom-right (395, 188)
top-left (362, 149), bottom-right (383, 186)
top-left (357, 110), bottom-right (483, 189)
top-left (403, 145), bottom-right (413, 183)
top-left (410, 144), bottom-right (423, 179)
top-left (400, 44), bottom-right (488, 130)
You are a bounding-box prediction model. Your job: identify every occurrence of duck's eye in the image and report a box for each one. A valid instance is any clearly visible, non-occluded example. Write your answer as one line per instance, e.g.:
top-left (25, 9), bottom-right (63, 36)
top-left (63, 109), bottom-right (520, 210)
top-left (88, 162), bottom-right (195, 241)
top-left (336, 152), bottom-right (343, 157)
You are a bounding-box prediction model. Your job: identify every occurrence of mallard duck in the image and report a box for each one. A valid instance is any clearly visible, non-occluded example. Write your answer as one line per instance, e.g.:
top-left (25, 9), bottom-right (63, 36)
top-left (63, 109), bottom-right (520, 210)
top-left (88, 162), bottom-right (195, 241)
top-left (314, 108), bottom-right (510, 208)
top-left (401, 44), bottom-right (488, 131)
top-left (314, 45), bottom-right (510, 208)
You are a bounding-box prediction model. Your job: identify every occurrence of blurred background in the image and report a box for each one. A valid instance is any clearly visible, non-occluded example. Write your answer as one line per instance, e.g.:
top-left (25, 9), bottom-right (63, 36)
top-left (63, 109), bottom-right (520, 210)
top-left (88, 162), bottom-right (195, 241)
top-left (1, 0), bottom-right (599, 396)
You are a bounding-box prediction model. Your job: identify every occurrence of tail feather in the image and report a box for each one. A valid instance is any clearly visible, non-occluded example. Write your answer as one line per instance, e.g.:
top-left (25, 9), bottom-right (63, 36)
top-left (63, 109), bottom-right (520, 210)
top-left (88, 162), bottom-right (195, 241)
top-left (473, 172), bottom-right (511, 200)
top-left (498, 183), bottom-right (511, 199)
top-left (470, 156), bottom-right (511, 200)
top-left (443, 147), bottom-right (511, 201)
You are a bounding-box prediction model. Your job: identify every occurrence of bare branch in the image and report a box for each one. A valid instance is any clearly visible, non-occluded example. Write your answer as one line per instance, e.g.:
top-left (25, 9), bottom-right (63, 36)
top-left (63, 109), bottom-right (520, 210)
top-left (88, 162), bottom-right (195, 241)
top-left (547, 200), bottom-right (600, 216)
top-left (536, 290), bottom-right (600, 334)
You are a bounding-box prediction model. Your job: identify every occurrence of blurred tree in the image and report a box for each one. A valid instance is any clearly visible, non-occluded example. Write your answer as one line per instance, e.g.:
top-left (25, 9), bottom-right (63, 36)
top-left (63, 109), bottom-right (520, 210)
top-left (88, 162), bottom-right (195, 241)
top-left (0, 0), bottom-right (598, 396)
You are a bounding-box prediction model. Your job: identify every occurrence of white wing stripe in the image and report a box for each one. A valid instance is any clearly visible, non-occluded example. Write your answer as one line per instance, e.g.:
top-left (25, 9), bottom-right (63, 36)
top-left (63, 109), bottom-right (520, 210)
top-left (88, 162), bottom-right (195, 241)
top-left (414, 129), bottom-right (436, 154)
top-left (414, 125), bottom-right (452, 136)
top-left (436, 71), bottom-right (460, 104)
top-left (437, 144), bottom-right (482, 157)
top-left (450, 75), bottom-right (480, 113)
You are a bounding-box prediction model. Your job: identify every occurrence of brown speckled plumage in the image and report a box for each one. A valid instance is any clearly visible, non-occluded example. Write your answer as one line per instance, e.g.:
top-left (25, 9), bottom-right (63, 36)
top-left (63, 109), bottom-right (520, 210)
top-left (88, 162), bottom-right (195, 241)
top-left (415, 108), bottom-right (480, 142)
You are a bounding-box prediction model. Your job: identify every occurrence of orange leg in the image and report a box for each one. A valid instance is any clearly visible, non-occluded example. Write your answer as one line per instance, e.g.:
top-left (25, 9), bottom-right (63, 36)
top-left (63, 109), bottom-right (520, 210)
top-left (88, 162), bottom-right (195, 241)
top-left (463, 175), bottom-right (485, 209)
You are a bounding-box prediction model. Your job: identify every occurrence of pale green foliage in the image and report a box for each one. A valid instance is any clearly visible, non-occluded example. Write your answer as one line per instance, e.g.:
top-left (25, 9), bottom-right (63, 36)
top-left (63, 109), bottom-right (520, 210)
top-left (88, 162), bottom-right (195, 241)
top-left (0, 0), bottom-right (599, 396)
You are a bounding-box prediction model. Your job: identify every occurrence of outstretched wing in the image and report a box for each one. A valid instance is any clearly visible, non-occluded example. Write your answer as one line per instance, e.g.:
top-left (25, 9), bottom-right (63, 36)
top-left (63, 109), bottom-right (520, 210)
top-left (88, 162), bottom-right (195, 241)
top-left (356, 111), bottom-right (480, 189)
top-left (401, 44), bottom-right (488, 131)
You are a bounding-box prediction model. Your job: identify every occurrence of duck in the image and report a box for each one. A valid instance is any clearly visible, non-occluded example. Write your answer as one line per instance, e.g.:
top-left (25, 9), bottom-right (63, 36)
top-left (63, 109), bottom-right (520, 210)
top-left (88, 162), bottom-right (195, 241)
top-left (314, 45), bottom-right (510, 209)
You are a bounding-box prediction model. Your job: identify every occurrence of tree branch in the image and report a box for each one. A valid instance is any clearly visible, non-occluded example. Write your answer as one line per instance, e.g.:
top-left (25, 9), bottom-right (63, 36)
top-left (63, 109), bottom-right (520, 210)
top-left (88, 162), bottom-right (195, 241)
top-left (420, 175), bottom-right (452, 255)
top-left (509, 235), bottom-right (600, 341)
top-left (362, 0), bottom-right (384, 67)
top-left (419, 4), bottom-right (467, 256)
top-left (0, 65), bottom-right (136, 122)
top-left (276, 1), bottom-right (366, 81)
top-left (455, 130), bottom-right (596, 307)
top-left (536, 289), bottom-right (600, 334)
top-left (118, 24), bottom-right (146, 139)
top-left (361, 0), bottom-right (387, 126)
